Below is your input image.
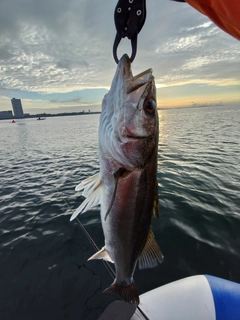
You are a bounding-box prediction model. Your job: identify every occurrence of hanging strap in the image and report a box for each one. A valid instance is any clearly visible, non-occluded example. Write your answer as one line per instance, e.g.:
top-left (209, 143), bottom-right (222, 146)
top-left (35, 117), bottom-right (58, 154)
top-left (113, 0), bottom-right (146, 63)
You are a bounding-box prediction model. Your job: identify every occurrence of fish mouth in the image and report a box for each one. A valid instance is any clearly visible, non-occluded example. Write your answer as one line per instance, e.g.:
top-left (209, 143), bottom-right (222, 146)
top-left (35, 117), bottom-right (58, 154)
top-left (127, 68), bottom-right (153, 83)
top-left (115, 55), bottom-right (154, 107)
top-left (118, 54), bottom-right (152, 83)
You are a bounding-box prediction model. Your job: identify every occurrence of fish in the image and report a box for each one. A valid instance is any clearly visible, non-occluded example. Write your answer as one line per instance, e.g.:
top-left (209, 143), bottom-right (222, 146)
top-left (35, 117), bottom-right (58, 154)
top-left (70, 54), bottom-right (163, 305)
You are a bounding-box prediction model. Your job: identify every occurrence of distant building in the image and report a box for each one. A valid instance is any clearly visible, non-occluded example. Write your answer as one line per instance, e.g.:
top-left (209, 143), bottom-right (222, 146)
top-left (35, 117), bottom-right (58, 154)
top-left (0, 110), bottom-right (13, 119)
top-left (11, 98), bottom-right (24, 118)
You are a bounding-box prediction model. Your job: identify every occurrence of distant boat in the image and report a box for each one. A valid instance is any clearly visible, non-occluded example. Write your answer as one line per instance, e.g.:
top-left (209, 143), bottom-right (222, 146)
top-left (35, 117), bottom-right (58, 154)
top-left (37, 117), bottom-right (46, 120)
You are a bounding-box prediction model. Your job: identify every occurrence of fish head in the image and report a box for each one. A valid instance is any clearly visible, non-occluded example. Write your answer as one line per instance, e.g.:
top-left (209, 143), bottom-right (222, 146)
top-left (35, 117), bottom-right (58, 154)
top-left (100, 54), bottom-right (158, 170)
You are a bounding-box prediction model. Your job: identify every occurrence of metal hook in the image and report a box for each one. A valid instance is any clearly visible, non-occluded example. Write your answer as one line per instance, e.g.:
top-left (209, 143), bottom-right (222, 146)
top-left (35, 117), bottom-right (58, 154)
top-left (113, 0), bottom-right (146, 64)
top-left (113, 34), bottom-right (137, 64)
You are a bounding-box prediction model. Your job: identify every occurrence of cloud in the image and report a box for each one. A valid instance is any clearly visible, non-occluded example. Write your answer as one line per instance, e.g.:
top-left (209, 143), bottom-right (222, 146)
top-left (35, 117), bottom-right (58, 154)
top-left (0, 0), bottom-right (239, 113)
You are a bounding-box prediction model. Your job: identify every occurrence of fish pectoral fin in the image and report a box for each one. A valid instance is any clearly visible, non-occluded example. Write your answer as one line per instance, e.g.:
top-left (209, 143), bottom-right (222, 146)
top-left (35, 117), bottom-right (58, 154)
top-left (75, 172), bottom-right (101, 196)
top-left (88, 247), bottom-right (114, 263)
top-left (138, 229), bottom-right (164, 270)
top-left (70, 173), bottom-right (102, 221)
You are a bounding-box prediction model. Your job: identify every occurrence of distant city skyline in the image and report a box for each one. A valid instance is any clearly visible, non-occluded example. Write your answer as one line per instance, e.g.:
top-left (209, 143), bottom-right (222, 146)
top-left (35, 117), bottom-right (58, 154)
top-left (0, 110), bottom-right (13, 119)
top-left (0, 95), bottom-right (238, 118)
top-left (11, 98), bottom-right (24, 118)
top-left (0, 1), bottom-right (239, 114)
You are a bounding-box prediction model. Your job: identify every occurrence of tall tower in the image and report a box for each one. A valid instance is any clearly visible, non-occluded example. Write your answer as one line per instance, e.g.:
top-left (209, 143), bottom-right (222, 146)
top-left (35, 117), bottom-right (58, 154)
top-left (11, 98), bottom-right (24, 118)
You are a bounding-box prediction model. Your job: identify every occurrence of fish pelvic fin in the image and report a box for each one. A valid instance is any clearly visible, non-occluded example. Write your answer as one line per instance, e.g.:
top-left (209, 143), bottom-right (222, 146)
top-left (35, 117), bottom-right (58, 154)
top-left (138, 229), bottom-right (164, 270)
top-left (104, 281), bottom-right (140, 305)
top-left (88, 247), bottom-right (114, 263)
top-left (70, 173), bottom-right (102, 221)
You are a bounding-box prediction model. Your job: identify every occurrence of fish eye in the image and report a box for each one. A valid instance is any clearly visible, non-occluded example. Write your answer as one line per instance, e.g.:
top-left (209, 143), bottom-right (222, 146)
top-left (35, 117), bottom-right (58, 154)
top-left (143, 99), bottom-right (156, 115)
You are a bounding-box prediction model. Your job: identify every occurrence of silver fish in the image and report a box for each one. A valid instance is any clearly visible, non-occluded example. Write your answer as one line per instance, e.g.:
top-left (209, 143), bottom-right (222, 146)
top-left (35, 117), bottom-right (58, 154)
top-left (70, 54), bottom-right (163, 305)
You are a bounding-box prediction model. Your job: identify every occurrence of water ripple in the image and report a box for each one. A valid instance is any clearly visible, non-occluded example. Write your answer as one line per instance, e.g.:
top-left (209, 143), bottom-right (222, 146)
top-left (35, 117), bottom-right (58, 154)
top-left (0, 109), bottom-right (240, 319)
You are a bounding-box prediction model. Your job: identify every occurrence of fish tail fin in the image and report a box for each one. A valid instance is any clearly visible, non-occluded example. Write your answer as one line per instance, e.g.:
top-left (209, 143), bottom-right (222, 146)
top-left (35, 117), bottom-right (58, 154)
top-left (103, 282), bottom-right (140, 305)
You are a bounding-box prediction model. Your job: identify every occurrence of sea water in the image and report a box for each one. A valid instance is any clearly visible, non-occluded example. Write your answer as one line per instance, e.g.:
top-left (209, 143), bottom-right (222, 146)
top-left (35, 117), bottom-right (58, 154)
top-left (0, 106), bottom-right (240, 319)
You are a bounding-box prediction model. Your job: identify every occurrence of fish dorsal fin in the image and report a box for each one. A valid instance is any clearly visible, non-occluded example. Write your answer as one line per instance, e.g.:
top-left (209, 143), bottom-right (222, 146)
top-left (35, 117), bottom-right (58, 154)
top-left (138, 229), bottom-right (164, 270)
top-left (88, 247), bottom-right (114, 263)
top-left (70, 173), bottom-right (102, 221)
top-left (152, 180), bottom-right (159, 218)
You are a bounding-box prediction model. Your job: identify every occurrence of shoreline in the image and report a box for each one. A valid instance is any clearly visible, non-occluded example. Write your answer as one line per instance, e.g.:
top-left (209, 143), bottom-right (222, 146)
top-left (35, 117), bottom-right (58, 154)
top-left (0, 111), bottom-right (101, 120)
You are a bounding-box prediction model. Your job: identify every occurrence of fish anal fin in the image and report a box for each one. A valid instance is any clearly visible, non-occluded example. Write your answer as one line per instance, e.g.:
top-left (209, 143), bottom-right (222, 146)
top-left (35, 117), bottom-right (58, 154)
top-left (104, 281), bottom-right (139, 305)
top-left (138, 229), bottom-right (164, 270)
top-left (88, 247), bottom-right (114, 263)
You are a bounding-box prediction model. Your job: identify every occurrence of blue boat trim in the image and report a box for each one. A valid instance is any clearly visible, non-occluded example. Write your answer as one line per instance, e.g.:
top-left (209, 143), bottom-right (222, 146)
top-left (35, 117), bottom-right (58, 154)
top-left (205, 274), bottom-right (240, 320)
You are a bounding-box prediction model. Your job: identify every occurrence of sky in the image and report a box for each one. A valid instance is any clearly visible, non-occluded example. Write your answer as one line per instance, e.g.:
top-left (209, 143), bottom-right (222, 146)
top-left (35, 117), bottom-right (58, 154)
top-left (0, 0), bottom-right (239, 114)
